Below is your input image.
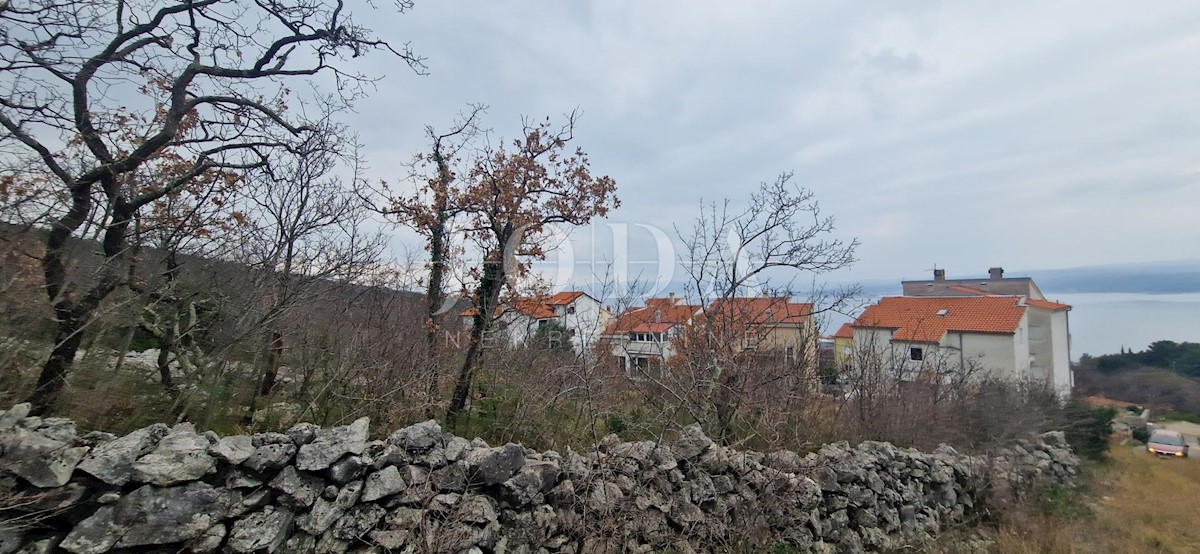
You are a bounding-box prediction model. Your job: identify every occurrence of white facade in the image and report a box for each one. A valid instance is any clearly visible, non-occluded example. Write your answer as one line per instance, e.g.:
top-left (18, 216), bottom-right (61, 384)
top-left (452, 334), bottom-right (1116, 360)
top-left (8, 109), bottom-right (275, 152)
top-left (460, 292), bottom-right (610, 356)
top-left (550, 294), bottom-right (611, 354)
top-left (850, 314), bottom-right (1032, 384)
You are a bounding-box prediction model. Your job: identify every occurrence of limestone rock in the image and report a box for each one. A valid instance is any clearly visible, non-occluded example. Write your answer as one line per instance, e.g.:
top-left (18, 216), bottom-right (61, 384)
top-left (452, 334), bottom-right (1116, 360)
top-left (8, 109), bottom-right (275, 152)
top-left (228, 506), bottom-right (295, 553)
top-left (270, 466), bottom-right (326, 508)
top-left (331, 503), bottom-right (387, 540)
top-left (59, 482), bottom-right (235, 553)
top-left (76, 424), bottom-right (169, 486)
top-left (328, 455), bottom-right (369, 485)
top-left (386, 420), bottom-right (443, 453)
top-left (287, 422), bottom-right (320, 446)
top-left (211, 435), bottom-right (255, 464)
top-left (243, 443), bottom-right (298, 473)
top-left (0, 404), bottom-right (30, 431)
top-left (362, 465), bottom-right (407, 502)
top-left (296, 418), bottom-right (368, 471)
top-left (297, 480), bottom-right (363, 535)
top-left (464, 444), bottom-right (525, 485)
top-left (0, 427), bottom-right (89, 488)
top-left (673, 424), bottom-right (714, 459)
top-left (130, 423), bottom-right (215, 486)
top-left (189, 524), bottom-right (226, 553)
top-left (502, 460), bottom-right (560, 507)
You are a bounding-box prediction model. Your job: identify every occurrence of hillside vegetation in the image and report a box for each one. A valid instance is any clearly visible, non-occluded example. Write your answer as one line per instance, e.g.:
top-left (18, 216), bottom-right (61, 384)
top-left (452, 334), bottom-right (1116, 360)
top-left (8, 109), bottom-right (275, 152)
top-left (1075, 341), bottom-right (1200, 418)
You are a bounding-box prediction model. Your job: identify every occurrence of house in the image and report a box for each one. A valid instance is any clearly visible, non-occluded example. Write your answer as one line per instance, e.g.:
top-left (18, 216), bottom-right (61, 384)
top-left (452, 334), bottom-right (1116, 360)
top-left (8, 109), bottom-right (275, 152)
top-left (700, 296), bottom-right (818, 368)
top-left (851, 267), bottom-right (1073, 396)
top-left (602, 294), bottom-right (818, 378)
top-left (602, 294), bottom-right (699, 376)
top-left (832, 323), bottom-right (854, 367)
top-left (459, 291), bottom-right (611, 355)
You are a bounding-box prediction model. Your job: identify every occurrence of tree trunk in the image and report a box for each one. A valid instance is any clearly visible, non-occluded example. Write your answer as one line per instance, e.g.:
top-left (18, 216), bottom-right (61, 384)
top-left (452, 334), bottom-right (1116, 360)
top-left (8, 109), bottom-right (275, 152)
top-left (260, 330), bottom-right (285, 396)
top-left (156, 336), bottom-right (178, 396)
top-left (28, 316), bottom-right (86, 415)
top-left (422, 146), bottom-right (453, 414)
top-left (446, 253), bottom-right (505, 422)
top-left (29, 178), bottom-right (132, 414)
top-left (423, 210), bottom-right (448, 413)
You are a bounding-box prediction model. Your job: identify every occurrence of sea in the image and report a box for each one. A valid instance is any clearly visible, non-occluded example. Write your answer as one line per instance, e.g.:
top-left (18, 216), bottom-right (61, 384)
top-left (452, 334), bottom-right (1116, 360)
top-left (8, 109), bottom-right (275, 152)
top-left (1051, 292), bottom-right (1200, 359)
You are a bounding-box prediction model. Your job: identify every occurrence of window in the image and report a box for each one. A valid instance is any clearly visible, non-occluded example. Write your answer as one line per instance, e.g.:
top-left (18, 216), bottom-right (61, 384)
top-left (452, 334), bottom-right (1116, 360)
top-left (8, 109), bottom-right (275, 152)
top-left (1029, 324), bottom-right (1045, 342)
top-left (785, 346), bottom-right (796, 365)
top-left (567, 305), bottom-right (576, 315)
top-left (909, 347), bottom-right (924, 361)
top-left (618, 356), bottom-right (627, 372)
top-left (632, 357), bottom-right (650, 372)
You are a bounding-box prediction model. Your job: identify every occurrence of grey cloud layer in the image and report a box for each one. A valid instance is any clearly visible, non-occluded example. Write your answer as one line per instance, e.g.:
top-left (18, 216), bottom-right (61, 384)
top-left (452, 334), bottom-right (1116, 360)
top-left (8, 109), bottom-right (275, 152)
top-left (345, 1), bottom-right (1200, 280)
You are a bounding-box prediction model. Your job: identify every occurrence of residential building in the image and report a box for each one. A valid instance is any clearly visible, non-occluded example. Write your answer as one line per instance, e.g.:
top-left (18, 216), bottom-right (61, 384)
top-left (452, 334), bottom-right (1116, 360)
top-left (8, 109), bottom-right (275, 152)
top-left (852, 267), bottom-right (1073, 396)
top-left (832, 323), bottom-right (854, 367)
top-left (602, 295), bottom-right (818, 378)
top-left (460, 291), bottom-right (611, 355)
top-left (602, 295), bottom-right (699, 376)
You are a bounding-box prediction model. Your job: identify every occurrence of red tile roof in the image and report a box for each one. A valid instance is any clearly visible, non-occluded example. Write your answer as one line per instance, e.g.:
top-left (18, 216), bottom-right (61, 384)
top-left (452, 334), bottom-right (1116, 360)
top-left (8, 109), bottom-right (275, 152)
top-left (603, 297), bottom-right (699, 335)
top-left (853, 296), bottom-right (1027, 344)
top-left (832, 323), bottom-right (854, 339)
top-left (1024, 298), bottom-right (1072, 311)
top-left (703, 297), bottom-right (813, 325)
top-left (460, 292), bottom-right (587, 320)
top-left (545, 291), bottom-right (585, 306)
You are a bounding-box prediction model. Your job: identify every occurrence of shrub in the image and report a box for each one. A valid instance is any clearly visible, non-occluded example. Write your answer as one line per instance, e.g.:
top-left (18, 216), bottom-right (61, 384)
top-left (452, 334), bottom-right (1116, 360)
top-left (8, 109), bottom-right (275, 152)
top-left (1131, 426), bottom-right (1151, 443)
top-left (1062, 400), bottom-right (1116, 461)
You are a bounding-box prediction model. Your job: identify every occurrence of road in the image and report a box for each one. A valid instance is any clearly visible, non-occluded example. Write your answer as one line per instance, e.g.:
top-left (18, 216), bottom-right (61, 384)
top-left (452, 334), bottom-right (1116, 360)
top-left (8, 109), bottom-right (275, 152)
top-left (1152, 420), bottom-right (1200, 461)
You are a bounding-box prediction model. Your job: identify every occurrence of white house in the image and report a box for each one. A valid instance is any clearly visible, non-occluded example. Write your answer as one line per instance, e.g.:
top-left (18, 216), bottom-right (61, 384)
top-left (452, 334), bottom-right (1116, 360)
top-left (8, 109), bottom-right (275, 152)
top-left (459, 291), bottom-right (611, 356)
top-left (850, 267), bottom-right (1073, 397)
top-left (602, 295), bottom-right (699, 377)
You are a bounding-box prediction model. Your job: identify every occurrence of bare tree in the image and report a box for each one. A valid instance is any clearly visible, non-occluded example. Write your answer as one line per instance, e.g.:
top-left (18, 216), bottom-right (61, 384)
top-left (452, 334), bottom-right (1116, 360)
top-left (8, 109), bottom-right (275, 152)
top-left (669, 173), bottom-right (859, 443)
top-left (381, 104), bottom-right (487, 411)
top-left (232, 132), bottom-right (386, 420)
top-left (0, 0), bottom-right (423, 413)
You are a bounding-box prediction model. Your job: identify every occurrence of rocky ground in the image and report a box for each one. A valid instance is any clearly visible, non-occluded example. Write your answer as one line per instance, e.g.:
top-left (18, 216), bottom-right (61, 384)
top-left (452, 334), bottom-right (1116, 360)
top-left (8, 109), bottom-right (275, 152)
top-left (0, 403), bottom-right (1078, 553)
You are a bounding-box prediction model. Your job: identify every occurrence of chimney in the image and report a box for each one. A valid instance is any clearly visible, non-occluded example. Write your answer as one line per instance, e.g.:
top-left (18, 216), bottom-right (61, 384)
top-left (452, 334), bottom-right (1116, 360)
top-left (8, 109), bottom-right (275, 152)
top-left (933, 269), bottom-right (946, 281)
top-left (667, 292), bottom-right (676, 304)
top-left (989, 267), bottom-right (1004, 280)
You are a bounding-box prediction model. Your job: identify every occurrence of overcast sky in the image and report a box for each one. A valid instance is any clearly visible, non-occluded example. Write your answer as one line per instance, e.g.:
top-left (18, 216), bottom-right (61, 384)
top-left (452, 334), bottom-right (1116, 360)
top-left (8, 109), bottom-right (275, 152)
top-left (340, 1), bottom-right (1200, 285)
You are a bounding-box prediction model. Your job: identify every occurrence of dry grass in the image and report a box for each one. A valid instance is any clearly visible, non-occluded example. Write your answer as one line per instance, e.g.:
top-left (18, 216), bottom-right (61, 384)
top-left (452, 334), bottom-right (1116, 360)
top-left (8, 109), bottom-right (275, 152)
top-left (978, 441), bottom-right (1200, 553)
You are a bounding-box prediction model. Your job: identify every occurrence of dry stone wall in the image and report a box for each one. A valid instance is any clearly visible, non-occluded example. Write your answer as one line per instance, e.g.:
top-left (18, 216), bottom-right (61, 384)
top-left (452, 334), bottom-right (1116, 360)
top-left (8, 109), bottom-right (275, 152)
top-left (0, 403), bottom-right (1078, 553)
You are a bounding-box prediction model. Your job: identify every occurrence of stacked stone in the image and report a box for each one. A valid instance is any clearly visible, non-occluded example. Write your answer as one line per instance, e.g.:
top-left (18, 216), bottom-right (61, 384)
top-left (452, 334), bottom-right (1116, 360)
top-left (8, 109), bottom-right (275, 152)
top-left (0, 404), bottom-right (1078, 554)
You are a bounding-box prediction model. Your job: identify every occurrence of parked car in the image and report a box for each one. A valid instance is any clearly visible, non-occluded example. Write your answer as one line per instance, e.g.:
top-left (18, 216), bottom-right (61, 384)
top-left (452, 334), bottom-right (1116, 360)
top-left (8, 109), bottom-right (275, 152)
top-left (1147, 429), bottom-right (1189, 458)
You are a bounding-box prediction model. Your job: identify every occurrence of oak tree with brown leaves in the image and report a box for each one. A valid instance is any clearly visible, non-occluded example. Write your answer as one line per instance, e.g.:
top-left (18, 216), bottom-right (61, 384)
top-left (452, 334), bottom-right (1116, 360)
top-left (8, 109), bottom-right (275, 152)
top-left (444, 112), bottom-right (619, 421)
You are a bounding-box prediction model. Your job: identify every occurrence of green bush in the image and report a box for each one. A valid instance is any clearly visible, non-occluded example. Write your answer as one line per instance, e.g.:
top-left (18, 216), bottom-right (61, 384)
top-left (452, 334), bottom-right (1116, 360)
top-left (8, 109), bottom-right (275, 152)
top-left (604, 413), bottom-right (627, 435)
top-left (1131, 426), bottom-right (1151, 443)
top-left (1062, 400), bottom-right (1116, 461)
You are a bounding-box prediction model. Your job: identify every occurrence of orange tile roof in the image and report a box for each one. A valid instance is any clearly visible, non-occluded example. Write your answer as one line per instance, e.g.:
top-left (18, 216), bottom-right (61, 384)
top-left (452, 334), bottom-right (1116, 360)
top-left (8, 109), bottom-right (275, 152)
top-left (853, 296), bottom-right (1027, 344)
top-left (460, 295), bottom-right (567, 320)
top-left (1024, 298), bottom-right (1072, 311)
top-left (703, 297), bottom-right (813, 325)
top-left (1083, 395), bottom-right (1138, 409)
top-left (832, 323), bottom-right (854, 339)
top-left (603, 297), bottom-right (699, 335)
top-left (545, 291), bottom-right (585, 306)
